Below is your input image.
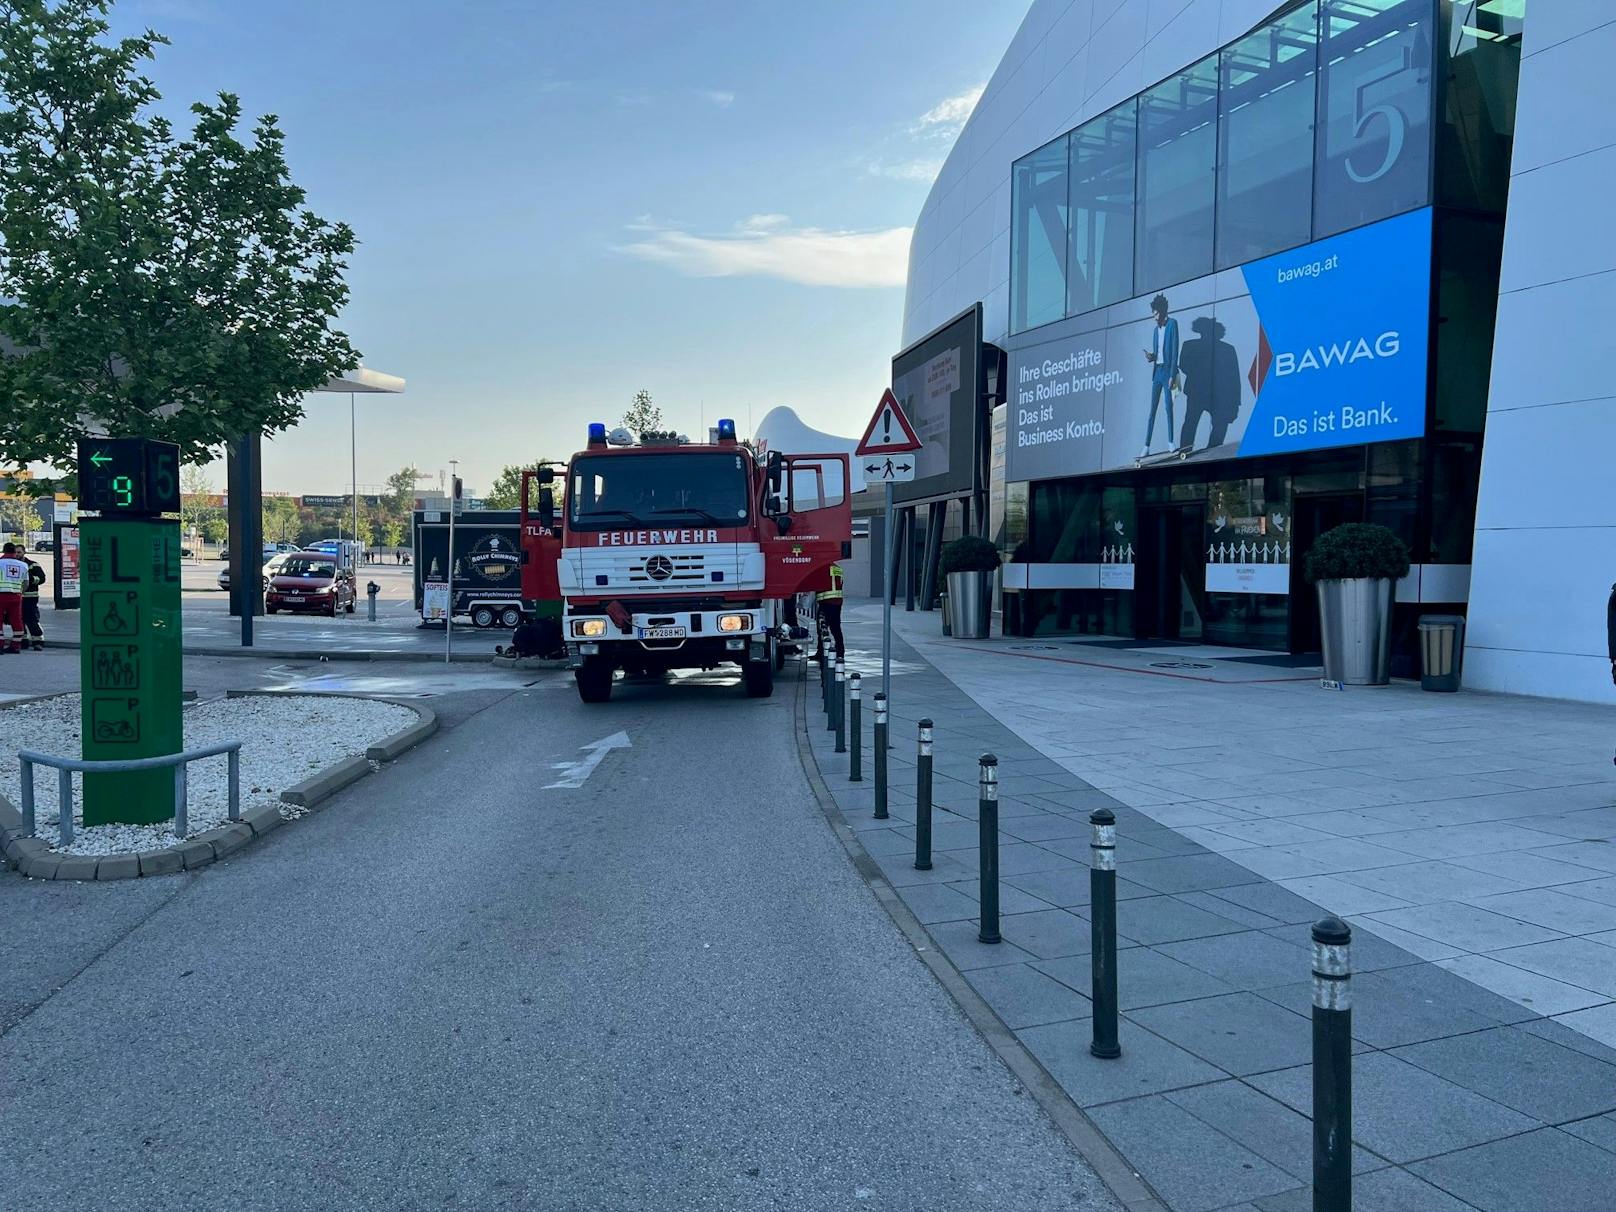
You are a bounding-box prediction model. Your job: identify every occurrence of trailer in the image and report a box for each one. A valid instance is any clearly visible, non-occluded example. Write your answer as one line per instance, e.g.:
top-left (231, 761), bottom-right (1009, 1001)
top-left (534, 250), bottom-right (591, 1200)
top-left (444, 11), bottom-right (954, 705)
top-left (411, 508), bottom-right (527, 628)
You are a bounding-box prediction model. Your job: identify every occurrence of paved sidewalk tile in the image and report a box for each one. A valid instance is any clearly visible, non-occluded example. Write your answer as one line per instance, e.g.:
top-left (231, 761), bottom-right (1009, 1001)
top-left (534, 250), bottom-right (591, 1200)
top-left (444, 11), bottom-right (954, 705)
top-left (1435, 953), bottom-right (1613, 1016)
top-left (1250, 1052), bottom-right (1537, 1163)
top-left (1391, 1025), bottom-right (1616, 1122)
top-left (964, 963), bottom-right (1091, 1029)
top-left (1123, 853), bottom-right (1260, 894)
top-left (1156, 930), bottom-right (1312, 990)
top-left (1486, 937), bottom-right (1616, 997)
top-left (1257, 963), bottom-right (1532, 1049)
top-left (1085, 893), bottom-right (1252, 945)
top-left (892, 882), bottom-right (978, 924)
top-left (924, 919), bottom-right (1037, 970)
top-left (1409, 1127), bottom-right (1616, 1212)
top-left (1130, 992), bottom-right (1312, 1076)
top-left (1088, 1095), bottom-right (1299, 1212)
top-left (1035, 946), bottom-right (1236, 1010)
top-left (1362, 901), bottom-right (1565, 951)
top-left (995, 908), bottom-right (1090, 959)
top-left (1561, 1113), bottom-right (1616, 1154)
top-left (1465, 888), bottom-right (1616, 935)
top-left (1252, 1166), bottom-right (1477, 1211)
top-left (1019, 1018), bottom-right (1225, 1107)
top-left (1165, 1080), bottom-right (1385, 1181)
top-left (1553, 1003), bottom-right (1616, 1049)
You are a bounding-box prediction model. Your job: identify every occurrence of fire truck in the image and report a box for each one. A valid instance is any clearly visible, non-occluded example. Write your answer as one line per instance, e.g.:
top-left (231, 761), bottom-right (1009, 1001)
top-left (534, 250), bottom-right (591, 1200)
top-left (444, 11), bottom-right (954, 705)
top-left (520, 419), bottom-right (851, 703)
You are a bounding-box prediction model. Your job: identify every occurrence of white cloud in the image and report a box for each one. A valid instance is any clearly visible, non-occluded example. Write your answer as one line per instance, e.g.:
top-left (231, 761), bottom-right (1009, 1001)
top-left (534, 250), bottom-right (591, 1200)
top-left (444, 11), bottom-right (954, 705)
top-left (617, 215), bottom-right (911, 288)
top-left (865, 157), bottom-right (944, 183)
top-left (915, 84), bottom-right (985, 137)
top-left (697, 89), bottom-right (736, 107)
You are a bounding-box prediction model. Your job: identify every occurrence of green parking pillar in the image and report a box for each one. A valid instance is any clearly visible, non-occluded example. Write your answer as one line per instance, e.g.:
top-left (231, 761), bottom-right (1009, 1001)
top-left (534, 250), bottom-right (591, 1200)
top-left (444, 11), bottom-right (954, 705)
top-left (79, 516), bottom-right (183, 825)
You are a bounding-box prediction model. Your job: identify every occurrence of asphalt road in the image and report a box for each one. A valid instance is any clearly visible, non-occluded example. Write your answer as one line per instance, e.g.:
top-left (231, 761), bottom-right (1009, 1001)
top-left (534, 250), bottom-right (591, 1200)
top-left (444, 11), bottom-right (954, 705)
top-left (0, 662), bottom-right (1118, 1211)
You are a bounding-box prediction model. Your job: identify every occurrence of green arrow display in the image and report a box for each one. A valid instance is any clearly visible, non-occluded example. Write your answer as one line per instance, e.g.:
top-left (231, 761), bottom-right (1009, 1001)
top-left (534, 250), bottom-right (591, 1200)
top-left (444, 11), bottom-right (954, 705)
top-left (90, 450), bottom-right (111, 467)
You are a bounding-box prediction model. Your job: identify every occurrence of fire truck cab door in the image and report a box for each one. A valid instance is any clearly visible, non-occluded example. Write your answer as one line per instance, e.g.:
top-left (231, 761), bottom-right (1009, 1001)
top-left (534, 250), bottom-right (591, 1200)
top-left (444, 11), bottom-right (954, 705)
top-left (762, 453), bottom-right (852, 599)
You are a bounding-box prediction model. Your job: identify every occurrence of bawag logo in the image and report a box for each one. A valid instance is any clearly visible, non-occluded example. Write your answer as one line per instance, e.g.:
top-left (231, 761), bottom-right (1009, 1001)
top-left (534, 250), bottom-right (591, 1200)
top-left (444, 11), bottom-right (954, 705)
top-left (1273, 331), bottom-right (1401, 379)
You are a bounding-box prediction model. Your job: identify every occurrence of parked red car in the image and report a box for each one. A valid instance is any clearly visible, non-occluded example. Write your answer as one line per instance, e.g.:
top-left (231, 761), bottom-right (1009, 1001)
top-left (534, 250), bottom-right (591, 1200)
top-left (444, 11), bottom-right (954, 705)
top-left (265, 554), bottom-right (356, 617)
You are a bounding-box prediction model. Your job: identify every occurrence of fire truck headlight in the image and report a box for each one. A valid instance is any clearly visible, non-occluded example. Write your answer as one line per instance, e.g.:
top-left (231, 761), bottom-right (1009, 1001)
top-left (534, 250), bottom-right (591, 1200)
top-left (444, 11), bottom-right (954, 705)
top-left (718, 613), bottom-right (753, 633)
top-left (572, 618), bottom-right (607, 638)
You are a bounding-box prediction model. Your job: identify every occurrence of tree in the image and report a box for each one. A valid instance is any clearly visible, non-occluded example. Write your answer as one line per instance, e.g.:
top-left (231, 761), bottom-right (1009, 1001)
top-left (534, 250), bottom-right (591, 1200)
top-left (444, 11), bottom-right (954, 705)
top-left (261, 497), bottom-right (299, 545)
top-left (200, 515), bottom-right (228, 544)
top-left (179, 463), bottom-right (214, 533)
top-left (0, 1), bottom-right (359, 488)
top-left (381, 518), bottom-right (405, 549)
top-left (384, 465), bottom-right (422, 516)
top-left (621, 389), bottom-right (661, 435)
top-left (0, 494), bottom-right (38, 540)
top-left (483, 460), bottom-right (563, 511)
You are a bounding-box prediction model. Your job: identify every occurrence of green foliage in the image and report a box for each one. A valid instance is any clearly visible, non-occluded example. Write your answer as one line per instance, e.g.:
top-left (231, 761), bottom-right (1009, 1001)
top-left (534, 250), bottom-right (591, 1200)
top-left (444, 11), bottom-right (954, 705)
top-left (483, 460), bottom-right (562, 511)
top-left (621, 389), bottom-right (661, 435)
top-left (0, 0), bottom-right (359, 485)
top-left (0, 494), bottom-right (39, 537)
top-left (384, 466), bottom-right (421, 515)
top-left (381, 518), bottom-right (405, 548)
top-left (199, 515), bottom-right (228, 544)
top-left (1304, 523), bottom-right (1411, 584)
top-left (261, 496), bottom-right (300, 545)
top-left (939, 534), bottom-right (1001, 576)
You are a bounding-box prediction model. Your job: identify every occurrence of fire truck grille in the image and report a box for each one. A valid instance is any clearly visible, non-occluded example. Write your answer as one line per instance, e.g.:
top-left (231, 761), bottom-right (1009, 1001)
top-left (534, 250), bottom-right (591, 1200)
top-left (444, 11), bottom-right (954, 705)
top-left (627, 553), bottom-right (707, 584)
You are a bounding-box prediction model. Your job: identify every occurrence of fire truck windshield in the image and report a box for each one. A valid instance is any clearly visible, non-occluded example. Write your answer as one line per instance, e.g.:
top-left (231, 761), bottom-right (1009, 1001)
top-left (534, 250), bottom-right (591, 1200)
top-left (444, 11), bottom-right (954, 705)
top-left (568, 452), bottom-right (751, 531)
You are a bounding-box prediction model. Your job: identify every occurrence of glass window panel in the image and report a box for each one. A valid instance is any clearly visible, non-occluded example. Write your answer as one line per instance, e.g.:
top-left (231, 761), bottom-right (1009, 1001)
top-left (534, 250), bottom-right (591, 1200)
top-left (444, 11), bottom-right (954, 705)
top-left (1437, 0), bottom-right (1524, 212)
top-left (1217, 3), bottom-right (1319, 268)
top-left (1011, 136), bottom-right (1071, 332)
top-left (1137, 55), bottom-right (1219, 289)
top-left (1315, 0), bottom-right (1435, 237)
top-left (1068, 100), bottom-right (1137, 315)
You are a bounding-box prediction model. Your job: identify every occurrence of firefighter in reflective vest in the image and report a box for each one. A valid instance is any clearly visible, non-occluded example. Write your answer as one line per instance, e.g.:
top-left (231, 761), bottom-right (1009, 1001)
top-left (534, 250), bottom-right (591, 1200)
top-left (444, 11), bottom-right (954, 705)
top-left (812, 561), bottom-right (845, 661)
top-left (20, 548), bottom-right (45, 649)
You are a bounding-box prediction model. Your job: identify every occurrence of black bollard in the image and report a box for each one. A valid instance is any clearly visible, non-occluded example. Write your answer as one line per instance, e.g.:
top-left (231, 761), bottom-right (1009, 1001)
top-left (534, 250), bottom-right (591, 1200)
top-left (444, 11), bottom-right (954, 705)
top-left (873, 694), bottom-right (888, 819)
top-left (914, 719), bottom-right (933, 870)
top-left (828, 658), bottom-right (842, 733)
top-left (819, 645), bottom-right (830, 713)
top-left (848, 673), bottom-right (862, 782)
top-left (1312, 916), bottom-right (1352, 1212)
top-left (977, 754), bottom-right (1000, 944)
top-left (1089, 808), bottom-right (1121, 1059)
top-left (833, 661), bottom-right (846, 753)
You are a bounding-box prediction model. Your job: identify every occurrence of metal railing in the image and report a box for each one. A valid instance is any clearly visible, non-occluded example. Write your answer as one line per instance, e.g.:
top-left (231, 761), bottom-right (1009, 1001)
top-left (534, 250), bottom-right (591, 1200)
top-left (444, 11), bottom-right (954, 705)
top-left (17, 742), bottom-right (243, 847)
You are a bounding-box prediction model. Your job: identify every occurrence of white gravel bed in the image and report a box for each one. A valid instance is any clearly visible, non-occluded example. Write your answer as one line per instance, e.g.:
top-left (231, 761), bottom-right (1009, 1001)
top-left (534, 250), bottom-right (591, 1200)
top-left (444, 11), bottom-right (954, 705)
top-left (0, 694), bottom-right (418, 856)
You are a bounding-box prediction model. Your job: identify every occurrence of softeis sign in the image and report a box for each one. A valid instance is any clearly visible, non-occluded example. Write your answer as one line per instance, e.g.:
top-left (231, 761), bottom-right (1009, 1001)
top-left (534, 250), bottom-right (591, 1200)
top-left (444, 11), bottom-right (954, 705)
top-left (76, 438), bottom-right (181, 516)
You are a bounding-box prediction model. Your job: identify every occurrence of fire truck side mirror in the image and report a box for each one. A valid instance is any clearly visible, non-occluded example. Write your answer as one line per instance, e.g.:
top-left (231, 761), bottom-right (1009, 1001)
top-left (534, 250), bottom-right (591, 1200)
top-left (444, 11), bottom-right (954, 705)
top-left (536, 466), bottom-right (555, 485)
top-left (538, 487), bottom-right (556, 532)
top-left (765, 450), bottom-right (784, 493)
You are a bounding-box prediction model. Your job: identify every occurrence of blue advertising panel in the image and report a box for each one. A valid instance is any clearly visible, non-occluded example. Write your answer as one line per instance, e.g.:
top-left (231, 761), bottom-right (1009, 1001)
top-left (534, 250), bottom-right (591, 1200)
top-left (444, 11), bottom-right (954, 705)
top-left (1236, 209), bottom-right (1430, 456)
top-left (1006, 208), bottom-right (1432, 482)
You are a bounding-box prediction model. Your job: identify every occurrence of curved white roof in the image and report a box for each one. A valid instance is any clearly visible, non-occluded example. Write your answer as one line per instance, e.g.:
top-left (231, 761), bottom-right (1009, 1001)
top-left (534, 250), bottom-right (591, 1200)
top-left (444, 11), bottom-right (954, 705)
top-left (754, 405), bottom-right (868, 494)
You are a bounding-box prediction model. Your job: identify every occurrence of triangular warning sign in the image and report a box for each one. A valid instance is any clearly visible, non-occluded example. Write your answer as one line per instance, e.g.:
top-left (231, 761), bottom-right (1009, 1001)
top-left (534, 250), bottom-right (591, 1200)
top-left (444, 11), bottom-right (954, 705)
top-left (856, 388), bottom-right (923, 456)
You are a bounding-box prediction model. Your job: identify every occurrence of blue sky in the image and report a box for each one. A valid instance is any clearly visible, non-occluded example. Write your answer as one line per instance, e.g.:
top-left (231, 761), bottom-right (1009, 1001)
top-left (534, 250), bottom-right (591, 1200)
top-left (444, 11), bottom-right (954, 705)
top-left (111, 0), bottom-right (1027, 496)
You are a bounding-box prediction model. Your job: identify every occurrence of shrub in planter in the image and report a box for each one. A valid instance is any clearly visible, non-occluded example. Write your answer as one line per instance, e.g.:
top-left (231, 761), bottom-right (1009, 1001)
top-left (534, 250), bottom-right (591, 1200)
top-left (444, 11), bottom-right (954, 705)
top-left (938, 535), bottom-right (1001, 576)
top-left (1303, 523), bottom-right (1410, 584)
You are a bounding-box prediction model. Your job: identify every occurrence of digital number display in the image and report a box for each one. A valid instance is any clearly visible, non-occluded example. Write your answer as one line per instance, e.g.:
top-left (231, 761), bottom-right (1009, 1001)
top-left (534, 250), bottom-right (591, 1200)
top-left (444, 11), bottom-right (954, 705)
top-left (76, 438), bottom-right (182, 516)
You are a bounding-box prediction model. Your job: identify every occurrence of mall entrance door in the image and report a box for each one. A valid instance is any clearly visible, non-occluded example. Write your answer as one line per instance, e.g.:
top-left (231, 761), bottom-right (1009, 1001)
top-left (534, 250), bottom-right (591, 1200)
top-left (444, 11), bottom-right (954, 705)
top-left (1289, 493), bottom-right (1365, 654)
top-left (1135, 505), bottom-right (1205, 641)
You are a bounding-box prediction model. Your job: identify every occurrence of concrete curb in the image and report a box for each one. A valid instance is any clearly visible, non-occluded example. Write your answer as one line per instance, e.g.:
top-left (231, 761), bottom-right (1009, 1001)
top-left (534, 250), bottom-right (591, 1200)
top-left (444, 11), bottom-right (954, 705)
top-left (790, 670), bottom-right (1169, 1212)
top-left (41, 638), bottom-right (497, 664)
top-left (220, 689), bottom-right (438, 765)
top-left (1, 691), bottom-right (438, 881)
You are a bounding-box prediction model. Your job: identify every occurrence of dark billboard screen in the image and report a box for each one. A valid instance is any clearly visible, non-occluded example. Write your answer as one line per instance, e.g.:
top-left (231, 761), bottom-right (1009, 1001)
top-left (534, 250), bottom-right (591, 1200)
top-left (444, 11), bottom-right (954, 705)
top-left (890, 304), bottom-right (981, 504)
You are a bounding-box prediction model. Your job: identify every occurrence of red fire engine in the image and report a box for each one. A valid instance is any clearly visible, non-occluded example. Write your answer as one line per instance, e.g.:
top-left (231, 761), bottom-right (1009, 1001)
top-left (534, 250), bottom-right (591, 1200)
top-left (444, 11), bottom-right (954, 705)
top-left (521, 419), bottom-right (851, 702)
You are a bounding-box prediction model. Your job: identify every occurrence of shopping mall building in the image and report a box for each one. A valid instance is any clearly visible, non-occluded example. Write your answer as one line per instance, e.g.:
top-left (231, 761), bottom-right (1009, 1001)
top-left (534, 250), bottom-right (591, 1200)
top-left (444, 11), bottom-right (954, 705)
top-left (893, 0), bottom-right (1613, 701)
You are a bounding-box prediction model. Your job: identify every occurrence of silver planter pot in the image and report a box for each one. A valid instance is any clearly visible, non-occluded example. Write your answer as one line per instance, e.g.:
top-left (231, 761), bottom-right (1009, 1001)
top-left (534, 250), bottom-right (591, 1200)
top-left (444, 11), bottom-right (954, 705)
top-left (1317, 577), bottom-right (1393, 685)
top-left (945, 570), bottom-right (993, 640)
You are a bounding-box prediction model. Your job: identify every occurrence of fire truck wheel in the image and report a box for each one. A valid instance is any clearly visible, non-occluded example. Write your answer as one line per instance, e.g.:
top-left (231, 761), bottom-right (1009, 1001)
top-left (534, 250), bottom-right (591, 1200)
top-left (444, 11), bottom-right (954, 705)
top-left (743, 657), bottom-right (774, 698)
top-left (576, 660), bottom-right (614, 703)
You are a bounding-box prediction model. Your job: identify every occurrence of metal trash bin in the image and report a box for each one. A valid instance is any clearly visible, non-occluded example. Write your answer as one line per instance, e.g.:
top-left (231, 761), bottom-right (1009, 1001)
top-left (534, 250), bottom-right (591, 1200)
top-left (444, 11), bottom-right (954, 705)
top-left (1418, 614), bottom-right (1465, 692)
top-left (939, 591), bottom-right (952, 637)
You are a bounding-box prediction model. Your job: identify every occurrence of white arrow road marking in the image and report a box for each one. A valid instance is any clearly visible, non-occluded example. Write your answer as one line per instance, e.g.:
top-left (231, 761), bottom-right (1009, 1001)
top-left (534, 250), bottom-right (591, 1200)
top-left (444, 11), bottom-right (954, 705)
top-left (543, 731), bottom-right (632, 789)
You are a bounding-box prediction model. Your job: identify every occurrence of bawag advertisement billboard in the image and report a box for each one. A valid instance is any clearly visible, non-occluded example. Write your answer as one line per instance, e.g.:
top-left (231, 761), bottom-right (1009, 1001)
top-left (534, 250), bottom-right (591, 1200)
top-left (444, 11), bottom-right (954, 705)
top-left (1006, 208), bottom-right (1432, 483)
top-left (891, 305), bottom-right (981, 505)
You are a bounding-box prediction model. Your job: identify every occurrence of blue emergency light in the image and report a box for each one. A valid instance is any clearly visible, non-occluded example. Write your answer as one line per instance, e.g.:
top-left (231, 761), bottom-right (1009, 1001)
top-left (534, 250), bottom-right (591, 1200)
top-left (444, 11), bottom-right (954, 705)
top-left (716, 418), bottom-right (737, 442)
top-left (588, 422), bottom-right (608, 446)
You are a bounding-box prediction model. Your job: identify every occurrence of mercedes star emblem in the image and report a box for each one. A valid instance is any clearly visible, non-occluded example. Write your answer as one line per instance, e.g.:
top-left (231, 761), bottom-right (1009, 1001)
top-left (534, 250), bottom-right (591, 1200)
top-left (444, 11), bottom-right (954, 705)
top-left (646, 555), bottom-right (674, 581)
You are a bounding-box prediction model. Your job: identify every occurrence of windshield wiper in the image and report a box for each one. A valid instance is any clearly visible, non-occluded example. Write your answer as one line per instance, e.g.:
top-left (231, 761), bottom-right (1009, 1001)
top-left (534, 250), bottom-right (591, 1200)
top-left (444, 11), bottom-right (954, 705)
top-left (648, 507), bottom-right (734, 525)
top-left (578, 509), bottom-right (643, 526)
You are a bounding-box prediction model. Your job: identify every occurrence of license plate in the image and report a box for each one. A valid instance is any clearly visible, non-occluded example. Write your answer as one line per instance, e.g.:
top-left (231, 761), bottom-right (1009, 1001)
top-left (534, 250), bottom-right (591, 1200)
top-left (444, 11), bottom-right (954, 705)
top-left (639, 626), bottom-right (686, 640)
top-left (284, 596), bottom-right (304, 603)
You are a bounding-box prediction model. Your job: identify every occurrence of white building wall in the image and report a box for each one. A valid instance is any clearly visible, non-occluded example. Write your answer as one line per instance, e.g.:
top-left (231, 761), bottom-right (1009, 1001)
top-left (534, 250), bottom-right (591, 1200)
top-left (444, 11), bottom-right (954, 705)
top-left (1466, 7), bottom-right (1616, 703)
top-left (901, 0), bottom-right (1283, 349)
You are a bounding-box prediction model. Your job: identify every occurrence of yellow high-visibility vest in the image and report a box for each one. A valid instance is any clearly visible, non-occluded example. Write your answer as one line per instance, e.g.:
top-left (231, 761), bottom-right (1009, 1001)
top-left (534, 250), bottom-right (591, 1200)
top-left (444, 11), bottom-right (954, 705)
top-left (817, 563), bottom-right (844, 602)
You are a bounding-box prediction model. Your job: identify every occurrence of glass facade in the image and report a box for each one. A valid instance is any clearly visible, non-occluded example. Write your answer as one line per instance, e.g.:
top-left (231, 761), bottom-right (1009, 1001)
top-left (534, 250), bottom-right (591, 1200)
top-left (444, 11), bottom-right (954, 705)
top-left (1010, 136), bottom-right (1070, 333)
top-left (1136, 56), bottom-right (1219, 288)
top-left (1068, 101), bottom-right (1138, 315)
top-left (1010, 0), bottom-right (1461, 336)
top-left (1216, 3), bottom-right (1317, 267)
